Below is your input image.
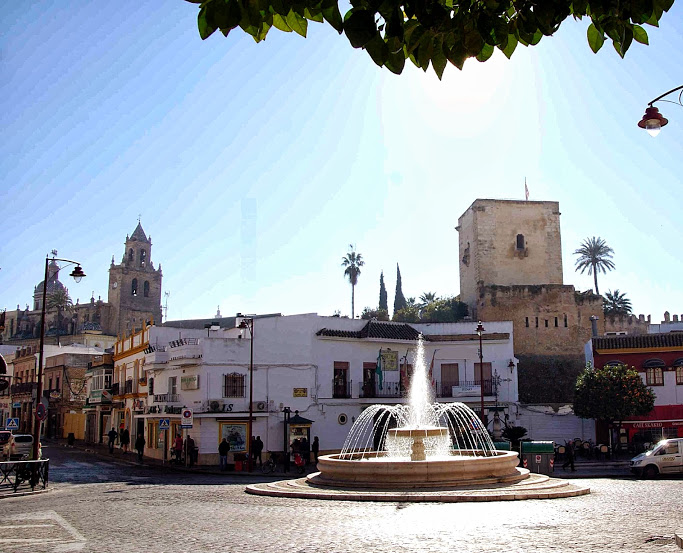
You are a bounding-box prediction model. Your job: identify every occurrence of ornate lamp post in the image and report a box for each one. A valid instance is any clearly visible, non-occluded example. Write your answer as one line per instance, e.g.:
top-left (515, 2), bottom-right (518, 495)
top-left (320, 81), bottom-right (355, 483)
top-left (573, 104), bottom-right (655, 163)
top-left (238, 316), bottom-right (254, 472)
top-left (638, 85), bottom-right (682, 137)
top-left (476, 321), bottom-right (485, 424)
top-left (34, 254), bottom-right (85, 460)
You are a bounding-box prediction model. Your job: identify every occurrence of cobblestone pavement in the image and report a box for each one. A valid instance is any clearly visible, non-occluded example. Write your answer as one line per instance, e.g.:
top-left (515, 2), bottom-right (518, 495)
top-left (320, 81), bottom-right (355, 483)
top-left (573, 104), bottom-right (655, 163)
top-left (0, 443), bottom-right (681, 553)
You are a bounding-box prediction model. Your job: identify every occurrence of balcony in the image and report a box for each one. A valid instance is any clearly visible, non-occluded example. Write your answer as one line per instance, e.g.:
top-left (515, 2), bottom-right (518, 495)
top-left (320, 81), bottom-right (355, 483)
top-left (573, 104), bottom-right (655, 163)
top-left (154, 393), bottom-right (179, 403)
top-left (332, 379), bottom-right (353, 399)
top-left (124, 380), bottom-right (134, 395)
top-left (436, 380), bottom-right (494, 398)
top-left (10, 382), bottom-right (37, 395)
top-left (110, 382), bottom-right (120, 396)
top-left (358, 381), bottom-right (402, 398)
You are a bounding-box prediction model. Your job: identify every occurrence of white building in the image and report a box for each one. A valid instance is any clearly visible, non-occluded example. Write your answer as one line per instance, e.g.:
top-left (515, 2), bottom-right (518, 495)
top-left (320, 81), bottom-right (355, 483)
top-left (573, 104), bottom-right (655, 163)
top-left (121, 314), bottom-right (519, 466)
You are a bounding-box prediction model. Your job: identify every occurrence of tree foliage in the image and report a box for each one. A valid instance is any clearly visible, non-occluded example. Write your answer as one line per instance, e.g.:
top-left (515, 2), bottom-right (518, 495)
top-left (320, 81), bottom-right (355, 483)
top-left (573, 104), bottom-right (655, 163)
top-left (603, 289), bottom-right (632, 316)
top-left (46, 288), bottom-right (73, 346)
top-left (361, 306), bottom-right (390, 320)
top-left (379, 271), bottom-right (388, 312)
top-left (573, 236), bottom-right (615, 295)
top-left (187, 0), bottom-right (675, 79)
top-left (393, 263), bottom-right (406, 314)
top-left (342, 244), bottom-right (364, 319)
top-left (393, 295), bottom-right (468, 322)
top-left (573, 362), bottom-right (655, 424)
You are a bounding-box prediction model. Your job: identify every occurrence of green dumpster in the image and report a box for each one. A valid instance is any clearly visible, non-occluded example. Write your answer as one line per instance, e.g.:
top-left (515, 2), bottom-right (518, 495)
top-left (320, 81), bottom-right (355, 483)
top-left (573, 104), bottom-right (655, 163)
top-left (492, 441), bottom-right (511, 451)
top-left (520, 441), bottom-right (555, 474)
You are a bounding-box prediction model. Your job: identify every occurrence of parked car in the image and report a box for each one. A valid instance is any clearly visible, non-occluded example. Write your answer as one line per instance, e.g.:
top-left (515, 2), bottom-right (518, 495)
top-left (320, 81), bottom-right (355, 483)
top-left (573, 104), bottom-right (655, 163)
top-left (0, 430), bottom-right (12, 459)
top-left (8, 434), bottom-right (34, 461)
top-left (630, 438), bottom-right (683, 478)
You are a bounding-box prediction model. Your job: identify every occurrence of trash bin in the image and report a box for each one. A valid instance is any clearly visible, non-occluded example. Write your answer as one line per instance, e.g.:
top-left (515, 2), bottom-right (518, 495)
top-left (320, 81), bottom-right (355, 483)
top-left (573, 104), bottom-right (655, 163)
top-left (67, 433), bottom-right (75, 446)
top-left (521, 441), bottom-right (555, 474)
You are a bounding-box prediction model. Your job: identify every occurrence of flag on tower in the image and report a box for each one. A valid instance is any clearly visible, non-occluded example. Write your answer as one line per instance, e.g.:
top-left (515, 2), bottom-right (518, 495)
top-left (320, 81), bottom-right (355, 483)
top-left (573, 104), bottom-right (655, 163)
top-left (524, 178), bottom-right (529, 201)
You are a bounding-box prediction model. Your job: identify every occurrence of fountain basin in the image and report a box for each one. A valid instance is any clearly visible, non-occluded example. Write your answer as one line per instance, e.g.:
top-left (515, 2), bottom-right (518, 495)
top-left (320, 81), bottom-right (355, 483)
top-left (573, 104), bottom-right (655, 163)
top-left (307, 450), bottom-right (527, 489)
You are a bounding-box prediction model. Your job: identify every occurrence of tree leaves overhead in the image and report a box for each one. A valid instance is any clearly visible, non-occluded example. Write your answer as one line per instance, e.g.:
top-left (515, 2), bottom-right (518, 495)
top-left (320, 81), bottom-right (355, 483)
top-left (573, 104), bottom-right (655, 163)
top-left (188, 0), bottom-right (676, 79)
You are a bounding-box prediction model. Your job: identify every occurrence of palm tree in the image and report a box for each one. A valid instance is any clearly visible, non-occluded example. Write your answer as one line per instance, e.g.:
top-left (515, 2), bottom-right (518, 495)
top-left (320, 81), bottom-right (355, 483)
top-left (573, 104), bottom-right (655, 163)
top-left (603, 289), bottom-right (632, 316)
top-left (46, 288), bottom-right (73, 345)
top-left (418, 292), bottom-right (438, 309)
top-left (573, 237), bottom-right (615, 295)
top-left (341, 244), bottom-right (364, 319)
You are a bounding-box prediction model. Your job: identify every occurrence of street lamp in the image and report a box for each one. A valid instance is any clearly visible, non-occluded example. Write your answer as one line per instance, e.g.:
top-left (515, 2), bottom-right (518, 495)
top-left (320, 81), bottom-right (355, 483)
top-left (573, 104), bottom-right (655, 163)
top-left (34, 255), bottom-right (85, 460)
top-left (238, 316), bottom-right (254, 472)
top-left (638, 85), bottom-right (682, 137)
top-left (475, 321), bottom-right (485, 424)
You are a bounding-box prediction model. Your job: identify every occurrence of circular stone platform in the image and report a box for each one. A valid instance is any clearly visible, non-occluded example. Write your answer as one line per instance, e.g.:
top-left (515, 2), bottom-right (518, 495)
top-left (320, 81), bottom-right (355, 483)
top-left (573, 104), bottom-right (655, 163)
top-left (245, 471), bottom-right (590, 502)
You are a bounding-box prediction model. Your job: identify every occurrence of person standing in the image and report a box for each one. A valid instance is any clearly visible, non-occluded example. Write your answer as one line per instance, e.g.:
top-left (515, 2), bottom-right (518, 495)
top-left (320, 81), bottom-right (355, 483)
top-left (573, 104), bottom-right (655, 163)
top-left (135, 433), bottom-right (146, 462)
top-left (185, 435), bottom-right (196, 467)
top-left (255, 436), bottom-right (264, 467)
top-left (218, 438), bottom-right (229, 471)
top-left (120, 428), bottom-right (130, 453)
top-left (173, 434), bottom-right (183, 463)
top-left (107, 428), bottom-right (118, 454)
top-left (562, 440), bottom-right (576, 471)
top-left (312, 436), bottom-right (319, 463)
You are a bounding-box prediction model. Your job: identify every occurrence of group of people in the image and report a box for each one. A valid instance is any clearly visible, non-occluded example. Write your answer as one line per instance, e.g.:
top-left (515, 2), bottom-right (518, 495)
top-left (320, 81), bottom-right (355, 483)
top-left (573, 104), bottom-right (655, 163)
top-left (172, 433), bottom-right (197, 466)
top-left (107, 427), bottom-right (145, 462)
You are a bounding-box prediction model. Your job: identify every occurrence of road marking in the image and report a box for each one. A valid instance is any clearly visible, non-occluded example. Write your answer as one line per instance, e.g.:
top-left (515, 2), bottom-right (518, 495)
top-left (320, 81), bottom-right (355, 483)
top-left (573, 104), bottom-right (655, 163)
top-left (0, 510), bottom-right (87, 552)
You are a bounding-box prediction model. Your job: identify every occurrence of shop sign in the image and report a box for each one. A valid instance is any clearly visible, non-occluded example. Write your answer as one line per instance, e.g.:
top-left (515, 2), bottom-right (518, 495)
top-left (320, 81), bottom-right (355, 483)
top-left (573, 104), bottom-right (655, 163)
top-left (631, 422), bottom-right (663, 428)
top-left (181, 375), bottom-right (199, 390)
top-left (12, 402), bottom-right (21, 409)
top-left (293, 388), bottom-right (307, 397)
top-left (50, 391), bottom-right (61, 399)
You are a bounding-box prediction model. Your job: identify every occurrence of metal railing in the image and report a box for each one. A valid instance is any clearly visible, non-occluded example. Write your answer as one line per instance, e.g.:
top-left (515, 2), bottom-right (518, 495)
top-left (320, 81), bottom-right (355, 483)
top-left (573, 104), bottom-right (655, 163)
top-left (153, 393), bottom-right (179, 403)
top-left (169, 338), bottom-right (199, 348)
top-left (435, 379), bottom-right (494, 398)
top-left (332, 379), bottom-right (353, 398)
top-left (359, 381), bottom-right (402, 398)
top-left (10, 382), bottom-right (38, 394)
top-left (0, 459), bottom-right (49, 493)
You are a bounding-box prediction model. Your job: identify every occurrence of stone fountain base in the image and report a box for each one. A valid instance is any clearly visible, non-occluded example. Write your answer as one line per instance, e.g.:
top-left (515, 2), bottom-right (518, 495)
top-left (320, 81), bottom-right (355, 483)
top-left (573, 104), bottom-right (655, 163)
top-left (308, 450), bottom-right (526, 489)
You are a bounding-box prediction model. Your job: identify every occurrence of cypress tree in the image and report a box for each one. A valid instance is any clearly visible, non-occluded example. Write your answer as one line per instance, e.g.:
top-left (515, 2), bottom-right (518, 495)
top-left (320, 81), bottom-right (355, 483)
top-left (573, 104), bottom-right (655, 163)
top-left (379, 271), bottom-right (388, 312)
top-left (393, 264), bottom-right (406, 314)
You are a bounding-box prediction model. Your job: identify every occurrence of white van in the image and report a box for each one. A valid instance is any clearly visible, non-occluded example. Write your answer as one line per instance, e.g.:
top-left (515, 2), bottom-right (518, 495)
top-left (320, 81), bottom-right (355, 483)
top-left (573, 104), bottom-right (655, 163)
top-left (630, 438), bottom-right (683, 478)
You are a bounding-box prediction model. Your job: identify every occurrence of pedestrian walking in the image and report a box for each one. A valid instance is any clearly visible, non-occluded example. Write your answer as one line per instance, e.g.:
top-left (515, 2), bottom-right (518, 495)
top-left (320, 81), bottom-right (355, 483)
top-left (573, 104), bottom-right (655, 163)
top-left (120, 428), bottom-right (130, 453)
top-left (185, 435), bottom-right (196, 467)
top-left (173, 434), bottom-right (183, 463)
top-left (218, 438), bottom-right (229, 471)
top-left (107, 428), bottom-right (118, 454)
top-left (562, 441), bottom-right (576, 471)
top-left (312, 436), bottom-right (319, 463)
top-left (135, 433), bottom-right (145, 462)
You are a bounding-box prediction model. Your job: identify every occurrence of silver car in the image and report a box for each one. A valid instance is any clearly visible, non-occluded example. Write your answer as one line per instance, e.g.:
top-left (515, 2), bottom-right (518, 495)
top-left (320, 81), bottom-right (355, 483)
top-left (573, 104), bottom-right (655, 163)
top-left (8, 434), bottom-right (34, 460)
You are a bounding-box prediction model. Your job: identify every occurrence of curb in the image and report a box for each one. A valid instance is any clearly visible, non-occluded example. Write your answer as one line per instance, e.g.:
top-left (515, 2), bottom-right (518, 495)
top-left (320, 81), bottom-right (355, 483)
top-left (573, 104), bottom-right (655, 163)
top-left (675, 532), bottom-right (682, 549)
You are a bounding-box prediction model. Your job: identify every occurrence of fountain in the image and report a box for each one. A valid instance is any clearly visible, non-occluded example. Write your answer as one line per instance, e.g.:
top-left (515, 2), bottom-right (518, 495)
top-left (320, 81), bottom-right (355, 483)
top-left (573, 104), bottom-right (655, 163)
top-left (246, 336), bottom-right (590, 501)
top-left (307, 337), bottom-right (524, 488)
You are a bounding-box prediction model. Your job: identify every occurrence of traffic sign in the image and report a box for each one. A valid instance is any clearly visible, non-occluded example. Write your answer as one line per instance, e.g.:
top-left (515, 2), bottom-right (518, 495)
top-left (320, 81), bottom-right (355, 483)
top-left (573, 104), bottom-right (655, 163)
top-left (6, 418), bottom-right (19, 430)
top-left (36, 403), bottom-right (47, 421)
top-left (181, 408), bottom-right (193, 428)
top-left (159, 418), bottom-right (170, 430)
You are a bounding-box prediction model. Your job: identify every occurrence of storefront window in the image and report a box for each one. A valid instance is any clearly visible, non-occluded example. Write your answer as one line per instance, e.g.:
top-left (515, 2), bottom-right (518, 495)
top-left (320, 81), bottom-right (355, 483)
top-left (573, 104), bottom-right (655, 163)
top-left (646, 367), bottom-right (663, 386)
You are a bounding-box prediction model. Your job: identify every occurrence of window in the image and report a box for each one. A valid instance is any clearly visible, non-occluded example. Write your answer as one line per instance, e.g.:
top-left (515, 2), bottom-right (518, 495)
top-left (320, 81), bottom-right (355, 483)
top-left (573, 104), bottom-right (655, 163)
top-left (362, 362), bottom-right (376, 397)
top-left (333, 361), bottom-right (350, 398)
top-left (646, 367), bottom-right (664, 386)
top-left (223, 373), bottom-right (245, 397)
top-left (474, 362), bottom-right (493, 394)
top-left (140, 250), bottom-right (146, 267)
top-left (148, 377), bottom-right (154, 395)
top-left (564, 314), bottom-right (568, 327)
top-left (516, 234), bottom-right (525, 250)
top-left (535, 317), bottom-right (539, 328)
top-left (440, 363), bottom-right (460, 397)
top-left (48, 378), bottom-right (53, 391)
top-left (168, 376), bottom-right (177, 395)
top-left (525, 317), bottom-right (529, 328)
top-left (676, 367), bottom-right (683, 385)
top-left (128, 248), bottom-right (134, 261)
top-left (144, 281), bottom-right (150, 298)
top-left (544, 319), bottom-right (549, 328)
top-left (555, 316), bottom-right (559, 327)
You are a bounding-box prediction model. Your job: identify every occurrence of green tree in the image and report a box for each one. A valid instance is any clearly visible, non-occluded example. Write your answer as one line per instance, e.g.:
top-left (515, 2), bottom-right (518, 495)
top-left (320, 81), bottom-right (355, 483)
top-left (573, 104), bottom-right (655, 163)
top-left (418, 291), bottom-right (438, 310)
top-left (392, 303), bottom-right (420, 323)
top-left (361, 307), bottom-right (389, 321)
top-left (393, 264), bottom-right (406, 314)
top-left (573, 362), bottom-right (655, 442)
top-left (603, 289), bottom-right (632, 316)
top-left (379, 271), bottom-right (388, 312)
top-left (420, 296), bottom-right (469, 323)
top-left (342, 244), bottom-right (364, 319)
top-left (46, 288), bottom-right (73, 346)
top-left (573, 236), bottom-right (615, 295)
top-left (188, 0), bottom-right (674, 79)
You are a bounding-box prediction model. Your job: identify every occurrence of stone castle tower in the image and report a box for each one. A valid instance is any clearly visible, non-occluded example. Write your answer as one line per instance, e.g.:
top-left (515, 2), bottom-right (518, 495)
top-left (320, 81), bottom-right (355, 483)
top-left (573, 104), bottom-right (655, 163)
top-left (107, 223), bottom-right (163, 337)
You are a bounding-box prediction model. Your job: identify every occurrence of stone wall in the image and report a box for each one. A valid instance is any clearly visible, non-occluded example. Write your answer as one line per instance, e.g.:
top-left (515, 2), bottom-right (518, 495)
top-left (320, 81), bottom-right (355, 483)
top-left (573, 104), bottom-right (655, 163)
top-left (457, 199), bottom-right (564, 307)
top-left (476, 284), bottom-right (603, 356)
top-left (517, 354), bottom-right (586, 403)
top-left (602, 313), bottom-right (650, 336)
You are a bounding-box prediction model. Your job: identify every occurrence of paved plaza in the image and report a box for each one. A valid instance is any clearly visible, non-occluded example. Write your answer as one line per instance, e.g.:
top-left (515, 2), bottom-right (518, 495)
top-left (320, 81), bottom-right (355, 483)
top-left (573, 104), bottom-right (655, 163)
top-left (0, 443), bottom-right (681, 553)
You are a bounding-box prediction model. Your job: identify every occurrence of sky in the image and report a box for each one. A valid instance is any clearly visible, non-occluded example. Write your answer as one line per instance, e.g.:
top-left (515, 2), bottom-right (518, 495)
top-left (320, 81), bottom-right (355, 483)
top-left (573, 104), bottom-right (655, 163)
top-left (1, 2), bottom-right (682, 325)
